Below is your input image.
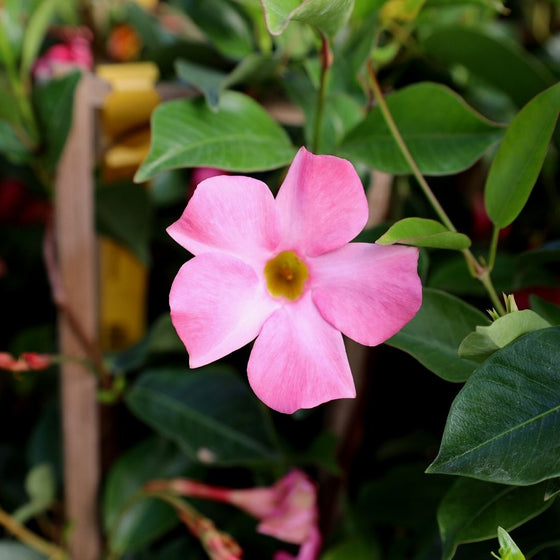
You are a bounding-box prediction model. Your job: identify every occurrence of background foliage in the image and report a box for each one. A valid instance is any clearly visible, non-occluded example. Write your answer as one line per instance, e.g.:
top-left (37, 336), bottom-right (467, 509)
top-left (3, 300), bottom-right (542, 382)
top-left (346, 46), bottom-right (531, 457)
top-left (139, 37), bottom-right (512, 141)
top-left (1, 0), bottom-right (560, 559)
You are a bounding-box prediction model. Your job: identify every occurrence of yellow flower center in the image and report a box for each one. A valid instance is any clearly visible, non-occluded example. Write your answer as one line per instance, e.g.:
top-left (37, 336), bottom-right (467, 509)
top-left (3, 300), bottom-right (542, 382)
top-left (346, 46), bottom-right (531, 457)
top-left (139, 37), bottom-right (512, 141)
top-left (264, 250), bottom-right (309, 301)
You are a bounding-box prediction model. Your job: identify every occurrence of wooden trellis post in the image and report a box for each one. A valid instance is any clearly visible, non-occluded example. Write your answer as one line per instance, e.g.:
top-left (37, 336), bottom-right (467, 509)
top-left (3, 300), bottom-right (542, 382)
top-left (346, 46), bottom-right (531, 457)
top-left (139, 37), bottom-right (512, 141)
top-left (54, 72), bottom-right (108, 560)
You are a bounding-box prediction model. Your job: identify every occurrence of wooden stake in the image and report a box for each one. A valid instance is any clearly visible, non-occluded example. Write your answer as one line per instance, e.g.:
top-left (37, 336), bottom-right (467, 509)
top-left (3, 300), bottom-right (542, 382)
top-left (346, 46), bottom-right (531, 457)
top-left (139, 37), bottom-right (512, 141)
top-left (54, 73), bottom-right (107, 560)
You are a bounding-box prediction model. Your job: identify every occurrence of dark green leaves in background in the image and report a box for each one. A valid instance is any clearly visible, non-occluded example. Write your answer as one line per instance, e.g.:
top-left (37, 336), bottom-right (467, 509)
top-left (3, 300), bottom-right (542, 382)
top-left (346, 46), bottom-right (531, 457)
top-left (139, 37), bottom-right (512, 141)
top-left (103, 437), bottom-right (193, 554)
top-left (423, 26), bottom-right (556, 109)
top-left (437, 478), bottom-right (553, 560)
top-left (125, 367), bottom-right (281, 466)
top-left (387, 288), bottom-right (489, 382)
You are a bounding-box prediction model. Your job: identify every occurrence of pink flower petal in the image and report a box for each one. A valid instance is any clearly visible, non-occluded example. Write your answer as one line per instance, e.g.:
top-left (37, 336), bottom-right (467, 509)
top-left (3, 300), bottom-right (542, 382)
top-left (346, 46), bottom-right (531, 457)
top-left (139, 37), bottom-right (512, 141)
top-left (247, 294), bottom-right (355, 414)
top-left (167, 175), bottom-right (280, 263)
top-left (274, 527), bottom-right (322, 560)
top-left (310, 243), bottom-right (422, 346)
top-left (275, 147), bottom-right (368, 257)
top-left (170, 253), bottom-right (279, 367)
top-left (256, 470), bottom-right (317, 544)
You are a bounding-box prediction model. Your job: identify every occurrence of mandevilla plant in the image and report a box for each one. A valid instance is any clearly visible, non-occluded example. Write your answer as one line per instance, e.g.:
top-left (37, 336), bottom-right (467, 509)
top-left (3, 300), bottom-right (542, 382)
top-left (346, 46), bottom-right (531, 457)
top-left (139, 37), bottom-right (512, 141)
top-left (1, 0), bottom-right (560, 559)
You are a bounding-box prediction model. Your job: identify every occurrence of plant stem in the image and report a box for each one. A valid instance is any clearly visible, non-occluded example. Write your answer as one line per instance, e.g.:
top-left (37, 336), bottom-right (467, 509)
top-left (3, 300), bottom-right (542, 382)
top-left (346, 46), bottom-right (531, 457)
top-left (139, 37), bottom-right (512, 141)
top-left (0, 506), bottom-right (68, 560)
top-left (487, 226), bottom-right (500, 272)
top-left (312, 33), bottom-right (332, 153)
top-left (367, 62), bottom-right (506, 316)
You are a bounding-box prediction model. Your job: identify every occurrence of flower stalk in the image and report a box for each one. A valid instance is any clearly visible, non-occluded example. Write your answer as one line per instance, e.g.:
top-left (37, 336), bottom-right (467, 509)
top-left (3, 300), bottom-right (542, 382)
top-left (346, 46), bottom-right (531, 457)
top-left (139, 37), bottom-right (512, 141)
top-left (145, 490), bottom-right (242, 560)
top-left (367, 62), bottom-right (506, 316)
top-left (0, 505), bottom-right (67, 560)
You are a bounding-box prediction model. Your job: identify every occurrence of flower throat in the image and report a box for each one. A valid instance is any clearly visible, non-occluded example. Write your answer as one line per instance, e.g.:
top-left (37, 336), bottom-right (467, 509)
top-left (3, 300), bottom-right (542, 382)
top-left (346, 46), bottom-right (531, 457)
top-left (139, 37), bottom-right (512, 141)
top-left (264, 251), bottom-right (309, 301)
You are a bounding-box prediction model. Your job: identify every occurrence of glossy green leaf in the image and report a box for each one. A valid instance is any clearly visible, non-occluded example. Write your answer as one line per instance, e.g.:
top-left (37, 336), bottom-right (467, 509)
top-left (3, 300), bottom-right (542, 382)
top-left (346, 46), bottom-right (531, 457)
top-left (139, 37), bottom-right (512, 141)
top-left (438, 478), bottom-right (551, 560)
top-left (428, 326), bottom-right (560, 484)
top-left (485, 83), bottom-right (560, 228)
top-left (339, 82), bottom-right (504, 175)
top-left (103, 437), bottom-right (192, 554)
top-left (377, 218), bottom-right (471, 250)
top-left (0, 542), bottom-right (46, 560)
top-left (135, 91), bottom-right (296, 182)
top-left (12, 464), bottom-right (56, 523)
top-left (33, 71), bottom-right (80, 172)
top-left (386, 288), bottom-right (489, 382)
top-left (530, 295), bottom-right (560, 326)
top-left (494, 527), bottom-right (526, 560)
top-left (95, 181), bottom-right (152, 265)
top-left (125, 367), bottom-right (280, 466)
top-left (422, 27), bottom-right (556, 109)
top-left (20, 0), bottom-right (60, 79)
top-left (261, 0), bottom-right (354, 37)
top-left (458, 310), bottom-right (551, 363)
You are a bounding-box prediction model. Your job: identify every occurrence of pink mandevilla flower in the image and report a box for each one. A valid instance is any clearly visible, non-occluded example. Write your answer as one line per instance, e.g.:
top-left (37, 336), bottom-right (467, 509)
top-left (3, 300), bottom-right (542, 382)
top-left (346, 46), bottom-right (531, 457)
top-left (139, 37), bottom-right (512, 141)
top-left (168, 147), bottom-right (422, 413)
top-left (147, 469), bottom-right (320, 559)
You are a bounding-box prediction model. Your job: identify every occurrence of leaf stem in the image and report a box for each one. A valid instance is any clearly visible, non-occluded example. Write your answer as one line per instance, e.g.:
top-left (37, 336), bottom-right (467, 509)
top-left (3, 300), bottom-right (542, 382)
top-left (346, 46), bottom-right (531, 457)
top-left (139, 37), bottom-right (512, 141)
top-left (0, 505), bottom-right (68, 560)
top-left (366, 62), bottom-right (506, 316)
top-left (312, 33), bottom-right (332, 153)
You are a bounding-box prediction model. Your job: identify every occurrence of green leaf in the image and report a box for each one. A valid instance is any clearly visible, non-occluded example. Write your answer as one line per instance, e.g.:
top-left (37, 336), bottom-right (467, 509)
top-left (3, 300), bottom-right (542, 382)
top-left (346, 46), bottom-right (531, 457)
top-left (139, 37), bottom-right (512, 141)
top-left (12, 464), bottom-right (56, 524)
top-left (0, 120), bottom-right (31, 163)
top-left (339, 82), bottom-right (504, 175)
top-left (438, 478), bottom-right (550, 560)
top-left (134, 91), bottom-right (296, 182)
top-left (261, 0), bottom-right (354, 37)
top-left (125, 367), bottom-right (281, 466)
top-left (181, 0), bottom-right (255, 59)
top-left (377, 218), bottom-right (471, 250)
top-left (386, 288), bottom-right (489, 382)
top-left (95, 181), bottom-right (152, 265)
top-left (458, 310), bottom-right (551, 363)
top-left (427, 326), bottom-right (560, 484)
top-left (103, 437), bottom-right (192, 554)
top-left (20, 0), bottom-right (60, 79)
top-left (422, 27), bottom-right (556, 109)
top-left (494, 527), bottom-right (526, 560)
top-left (0, 541), bottom-right (46, 560)
top-left (33, 71), bottom-right (80, 172)
top-left (485, 83), bottom-right (560, 228)
top-left (530, 295), bottom-right (560, 326)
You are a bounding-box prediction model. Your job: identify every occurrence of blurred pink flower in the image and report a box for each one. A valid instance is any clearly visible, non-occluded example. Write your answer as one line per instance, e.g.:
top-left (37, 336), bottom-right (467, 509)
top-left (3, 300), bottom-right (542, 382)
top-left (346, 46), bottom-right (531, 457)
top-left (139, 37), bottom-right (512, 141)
top-left (33, 35), bottom-right (93, 82)
top-left (0, 352), bottom-right (52, 372)
top-left (188, 167), bottom-right (229, 201)
top-left (146, 469), bottom-right (320, 559)
top-left (168, 147), bottom-right (422, 413)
